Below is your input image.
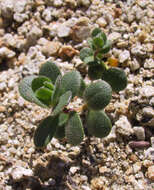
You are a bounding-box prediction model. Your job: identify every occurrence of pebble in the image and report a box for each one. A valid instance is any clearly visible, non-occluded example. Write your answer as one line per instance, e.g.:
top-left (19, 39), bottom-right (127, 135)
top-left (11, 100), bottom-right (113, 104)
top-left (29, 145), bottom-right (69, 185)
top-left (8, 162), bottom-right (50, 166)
top-left (57, 24), bottom-right (71, 38)
top-left (42, 41), bottom-right (61, 56)
top-left (96, 17), bottom-right (107, 27)
top-left (115, 115), bottom-right (133, 136)
top-left (147, 165), bottom-right (154, 181)
top-left (0, 47), bottom-right (15, 59)
top-left (144, 58), bottom-right (154, 69)
top-left (130, 58), bottom-right (140, 71)
top-left (133, 127), bottom-right (145, 141)
top-left (129, 141), bottom-right (150, 149)
top-left (108, 32), bottom-right (121, 43)
top-left (140, 86), bottom-right (154, 98)
top-left (10, 166), bottom-right (33, 181)
top-left (142, 107), bottom-right (154, 118)
top-left (119, 50), bottom-right (130, 63)
top-left (69, 166), bottom-right (80, 174)
top-left (145, 147), bottom-right (154, 161)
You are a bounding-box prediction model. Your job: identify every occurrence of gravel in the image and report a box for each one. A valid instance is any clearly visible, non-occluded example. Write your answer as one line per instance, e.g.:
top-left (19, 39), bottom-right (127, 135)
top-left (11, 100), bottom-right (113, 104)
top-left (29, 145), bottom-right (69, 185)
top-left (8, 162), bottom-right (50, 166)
top-left (0, 0), bottom-right (154, 189)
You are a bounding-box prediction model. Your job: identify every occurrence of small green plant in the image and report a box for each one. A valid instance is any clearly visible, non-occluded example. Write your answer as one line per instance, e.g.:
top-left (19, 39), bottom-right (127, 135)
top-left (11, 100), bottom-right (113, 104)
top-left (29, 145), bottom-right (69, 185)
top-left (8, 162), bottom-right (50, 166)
top-left (19, 28), bottom-right (127, 148)
top-left (80, 28), bottom-right (127, 92)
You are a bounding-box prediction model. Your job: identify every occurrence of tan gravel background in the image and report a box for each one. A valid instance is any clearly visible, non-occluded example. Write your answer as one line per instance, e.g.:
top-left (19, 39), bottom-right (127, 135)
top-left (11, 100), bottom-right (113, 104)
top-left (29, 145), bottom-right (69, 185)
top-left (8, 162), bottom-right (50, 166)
top-left (0, 0), bottom-right (153, 190)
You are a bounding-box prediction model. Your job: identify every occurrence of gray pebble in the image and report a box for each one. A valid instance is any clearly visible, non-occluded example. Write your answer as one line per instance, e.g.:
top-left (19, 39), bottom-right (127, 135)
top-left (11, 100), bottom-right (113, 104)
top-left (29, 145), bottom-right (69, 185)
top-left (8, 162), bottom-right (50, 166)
top-left (133, 127), bottom-right (145, 141)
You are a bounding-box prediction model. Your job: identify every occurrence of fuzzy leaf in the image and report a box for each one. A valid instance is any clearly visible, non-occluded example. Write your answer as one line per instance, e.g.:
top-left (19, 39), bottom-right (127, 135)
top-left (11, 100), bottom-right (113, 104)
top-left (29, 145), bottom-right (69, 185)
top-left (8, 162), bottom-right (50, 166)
top-left (87, 110), bottom-right (112, 138)
top-left (93, 36), bottom-right (104, 48)
top-left (84, 56), bottom-right (95, 64)
top-left (91, 28), bottom-right (102, 37)
top-left (58, 112), bottom-right (69, 127)
top-left (52, 91), bottom-right (72, 116)
top-left (60, 71), bottom-right (82, 98)
top-left (54, 125), bottom-right (65, 139)
top-left (102, 67), bottom-right (127, 92)
top-left (39, 61), bottom-right (61, 84)
top-left (18, 75), bottom-right (48, 108)
top-left (34, 115), bottom-right (59, 148)
top-left (65, 112), bottom-right (84, 146)
top-left (84, 80), bottom-right (112, 110)
top-left (32, 76), bottom-right (51, 92)
top-left (35, 87), bottom-right (52, 106)
top-left (100, 40), bottom-right (111, 54)
top-left (43, 81), bottom-right (54, 90)
top-left (78, 79), bottom-right (86, 97)
top-left (51, 75), bottom-right (62, 107)
top-left (80, 47), bottom-right (93, 62)
top-left (88, 65), bottom-right (105, 80)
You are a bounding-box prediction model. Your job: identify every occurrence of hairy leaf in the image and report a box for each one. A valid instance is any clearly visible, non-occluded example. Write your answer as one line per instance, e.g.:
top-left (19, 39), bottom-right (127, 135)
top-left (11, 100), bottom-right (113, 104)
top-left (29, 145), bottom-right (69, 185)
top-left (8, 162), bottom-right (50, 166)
top-left (65, 112), bottom-right (84, 146)
top-left (43, 81), bottom-right (54, 90)
top-left (100, 40), bottom-right (111, 54)
top-left (58, 112), bottom-right (69, 126)
top-left (35, 87), bottom-right (52, 106)
top-left (60, 71), bottom-right (82, 98)
top-left (80, 47), bottom-right (93, 62)
top-left (91, 28), bottom-right (102, 37)
top-left (87, 110), bottom-right (112, 138)
top-left (52, 91), bottom-right (72, 116)
top-left (32, 76), bottom-right (51, 92)
top-left (84, 80), bottom-right (112, 110)
top-left (18, 75), bottom-right (48, 108)
top-left (102, 67), bottom-right (127, 92)
top-left (34, 115), bottom-right (59, 148)
top-left (39, 61), bottom-right (61, 84)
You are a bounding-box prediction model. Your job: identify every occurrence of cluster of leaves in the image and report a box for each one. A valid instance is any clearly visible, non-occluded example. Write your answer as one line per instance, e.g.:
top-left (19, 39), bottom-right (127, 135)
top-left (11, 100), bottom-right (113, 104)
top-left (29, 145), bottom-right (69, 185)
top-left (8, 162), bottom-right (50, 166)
top-left (19, 28), bottom-right (127, 148)
top-left (80, 28), bottom-right (127, 92)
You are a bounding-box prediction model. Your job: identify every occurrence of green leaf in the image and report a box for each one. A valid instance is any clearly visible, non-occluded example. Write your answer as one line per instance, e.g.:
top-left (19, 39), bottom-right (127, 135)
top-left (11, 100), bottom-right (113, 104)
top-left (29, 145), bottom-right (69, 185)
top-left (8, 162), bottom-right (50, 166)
top-left (100, 32), bottom-right (107, 44)
top-left (102, 67), bottom-right (127, 92)
top-left (87, 110), bottom-right (112, 138)
top-left (91, 28), bottom-right (102, 37)
top-left (65, 112), bottom-right (84, 146)
top-left (34, 115), bottom-right (59, 148)
top-left (43, 81), bottom-right (54, 90)
top-left (84, 56), bottom-right (94, 64)
top-left (80, 47), bottom-right (93, 62)
top-left (58, 112), bottom-right (69, 126)
top-left (100, 40), bottom-right (111, 54)
top-left (35, 87), bottom-right (52, 106)
top-left (93, 36), bottom-right (104, 48)
top-left (78, 79), bottom-right (86, 97)
top-left (60, 71), bottom-right (82, 98)
top-left (88, 65), bottom-right (105, 80)
top-left (54, 125), bottom-right (65, 139)
top-left (52, 91), bottom-right (72, 116)
top-left (18, 75), bottom-right (48, 108)
top-left (84, 80), bottom-right (112, 110)
top-left (32, 76), bottom-right (51, 92)
top-left (54, 113), bottom-right (69, 139)
top-left (51, 75), bottom-right (62, 107)
top-left (39, 61), bottom-right (61, 84)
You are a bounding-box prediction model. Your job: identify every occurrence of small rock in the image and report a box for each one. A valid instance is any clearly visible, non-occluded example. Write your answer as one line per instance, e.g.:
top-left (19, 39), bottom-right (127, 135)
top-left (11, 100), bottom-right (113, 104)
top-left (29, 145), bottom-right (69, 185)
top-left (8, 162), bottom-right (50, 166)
top-left (144, 58), bottom-right (154, 69)
top-left (131, 45), bottom-right (146, 58)
top-left (133, 162), bottom-right (142, 173)
top-left (69, 166), bottom-right (80, 174)
top-left (150, 97), bottom-right (154, 106)
top-left (151, 137), bottom-right (154, 148)
top-left (119, 50), bottom-right (130, 63)
top-left (138, 31), bottom-right (147, 42)
top-left (145, 147), bottom-right (154, 160)
top-left (96, 17), bottom-right (107, 27)
top-left (130, 58), bottom-right (140, 71)
top-left (42, 8), bottom-right (53, 22)
top-left (42, 41), bottom-right (61, 56)
top-left (57, 24), bottom-right (71, 38)
top-left (0, 82), bottom-right (7, 91)
top-left (129, 141), bottom-right (150, 149)
top-left (99, 166), bottom-right (109, 174)
top-left (58, 45), bottom-right (79, 59)
top-left (115, 116), bottom-right (133, 136)
top-left (78, 0), bottom-right (90, 7)
top-left (108, 32), bottom-right (121, 43)
top-left (71, 25), bottom-right (90, 42)
top-left (0, 47), bottom-right (15, 58)
top-left (140, 86), bottom-right (154, 98)
top-left (147, 166), bottom-right (154, 181)
top-left (53, 0), bottom-right (63, 7)
top-left (10, 166), bottom-right (33, 181)
top-left (14, 0), bottom-right (27, 13)
top-left (142, 107), bottom-right (154, 117)
top-left (133, 127), bottom-right (145, 140)
top-left (1, 0), bottom-right (14, 19)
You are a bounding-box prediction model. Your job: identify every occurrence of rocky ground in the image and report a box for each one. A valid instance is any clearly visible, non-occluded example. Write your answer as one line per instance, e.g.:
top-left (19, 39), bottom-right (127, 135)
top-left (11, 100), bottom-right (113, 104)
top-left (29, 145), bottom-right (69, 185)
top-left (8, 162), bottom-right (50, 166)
top-left (0, 0), bottom-right (154, 189)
